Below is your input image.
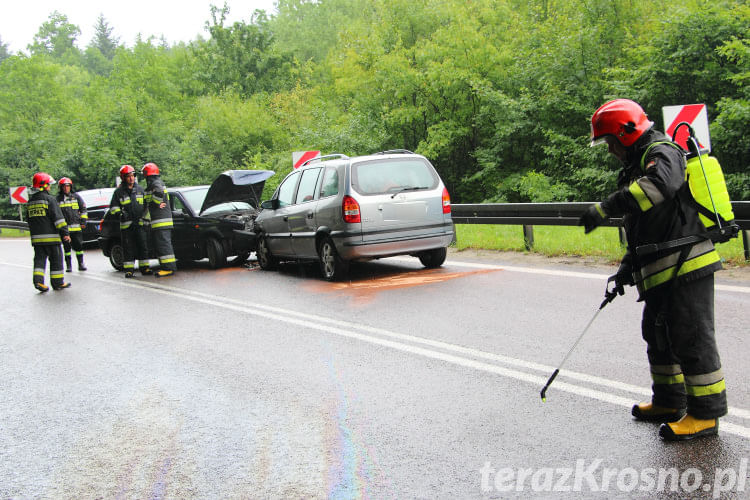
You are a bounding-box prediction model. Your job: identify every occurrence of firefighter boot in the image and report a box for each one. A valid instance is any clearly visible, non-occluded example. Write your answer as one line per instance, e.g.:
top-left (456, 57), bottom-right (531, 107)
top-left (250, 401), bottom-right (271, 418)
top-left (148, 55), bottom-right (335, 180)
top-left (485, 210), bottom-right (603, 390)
top-left (34, 283), bottom-right (49, 293)
top-left (141, 267), bottom-right (153, 276)
top-left (659, 414), bottom-right (718, 441)
top-left (53, 282), bottom-right (71, 290)
top-left (632, 402), bottom-right (685, 423)
top-left (155, 269), bottom-right (174, 278)
top-left (65, 254), bottom-right (73, 272)
top-left (124, 271), bottom-right (135, 278)
top-left (77, 254), bottom-right (87, 271)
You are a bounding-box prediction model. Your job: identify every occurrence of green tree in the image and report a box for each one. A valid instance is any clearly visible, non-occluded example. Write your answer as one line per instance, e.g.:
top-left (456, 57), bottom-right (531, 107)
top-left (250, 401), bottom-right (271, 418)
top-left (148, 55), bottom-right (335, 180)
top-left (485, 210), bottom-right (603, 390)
top-left (192, 4), bottom-right (295, 96)
top-left (0, 35), bottom-right (10, 62)
top-left (89, 14), bottom-right (119, 60)
top-left (28, 11), bottom-right (81, 58)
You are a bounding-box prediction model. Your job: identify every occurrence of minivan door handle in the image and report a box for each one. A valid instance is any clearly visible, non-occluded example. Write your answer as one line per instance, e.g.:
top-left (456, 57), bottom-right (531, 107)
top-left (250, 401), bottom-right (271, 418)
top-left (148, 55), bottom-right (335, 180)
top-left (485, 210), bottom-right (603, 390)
top-left (283, 216), bottom-right (288, 221)
top-left (306, 212), bottom-right (314, 219)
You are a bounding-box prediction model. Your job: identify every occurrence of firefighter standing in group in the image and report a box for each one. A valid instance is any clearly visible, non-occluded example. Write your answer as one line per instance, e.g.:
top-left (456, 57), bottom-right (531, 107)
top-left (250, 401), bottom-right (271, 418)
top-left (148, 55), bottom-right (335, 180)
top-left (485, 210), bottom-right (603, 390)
top-left (579, 99), bottom-right (727, 440)
top-left (142, 162), bottom-right (177, 278)
top-left (56, 177), bottom-right (88, 272)
top-left (27, 172), bottom-right (71, 292)
top-left (109, 165), bottom-right (150, 278)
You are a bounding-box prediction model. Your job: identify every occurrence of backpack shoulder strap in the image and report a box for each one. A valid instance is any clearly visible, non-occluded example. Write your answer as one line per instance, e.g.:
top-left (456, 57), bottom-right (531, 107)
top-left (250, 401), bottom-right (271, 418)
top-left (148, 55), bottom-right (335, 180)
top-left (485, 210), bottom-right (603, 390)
top-left (639, 141), bottom-right (685, 171)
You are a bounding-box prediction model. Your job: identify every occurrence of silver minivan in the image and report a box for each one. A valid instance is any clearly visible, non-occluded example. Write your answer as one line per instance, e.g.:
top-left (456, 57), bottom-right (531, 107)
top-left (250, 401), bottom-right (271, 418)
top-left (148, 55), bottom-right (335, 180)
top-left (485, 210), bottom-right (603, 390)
top-left (254, 150), bottom-right (454, 280)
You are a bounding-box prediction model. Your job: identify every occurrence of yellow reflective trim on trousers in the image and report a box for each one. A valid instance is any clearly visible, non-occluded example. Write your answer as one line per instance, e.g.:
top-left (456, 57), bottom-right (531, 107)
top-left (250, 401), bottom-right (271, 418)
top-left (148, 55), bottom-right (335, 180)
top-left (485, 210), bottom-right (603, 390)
top-left (687, 379), bottom-right (726, 397)
top-left (32, 237), bottom-right (62, 243)
top-left (151, 221), bottom-right (173, 229)
top-left (641, 250), bottom-right (721, 291)
top-left (652, 373), bottom-right (685, 385)
top-left (50, 273), bottom-right (64, 279)
top-left (160, 257), bottom-right (176, 264)
top-left (629, 181), bottom-right (653, 212)
top-left (34, 271), bottom-right (45, 276)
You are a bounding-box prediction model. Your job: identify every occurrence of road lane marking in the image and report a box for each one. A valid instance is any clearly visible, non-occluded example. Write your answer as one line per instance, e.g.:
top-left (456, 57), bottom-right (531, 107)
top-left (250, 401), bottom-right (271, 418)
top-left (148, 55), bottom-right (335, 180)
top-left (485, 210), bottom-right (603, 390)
top-left (3, 260), bottom-right (750, 431)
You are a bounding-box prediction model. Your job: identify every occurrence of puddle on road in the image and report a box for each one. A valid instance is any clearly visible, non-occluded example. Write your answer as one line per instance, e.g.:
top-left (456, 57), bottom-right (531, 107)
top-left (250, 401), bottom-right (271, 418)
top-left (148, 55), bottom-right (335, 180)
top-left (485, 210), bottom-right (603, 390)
top-left (304, 267), bottom-right (499, 305)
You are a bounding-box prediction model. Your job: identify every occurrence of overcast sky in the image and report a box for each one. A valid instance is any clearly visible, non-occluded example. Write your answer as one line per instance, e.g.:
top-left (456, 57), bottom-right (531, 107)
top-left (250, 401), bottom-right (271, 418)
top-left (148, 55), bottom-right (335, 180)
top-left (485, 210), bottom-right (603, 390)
top-left (1, 0), bottom-right (278, 54)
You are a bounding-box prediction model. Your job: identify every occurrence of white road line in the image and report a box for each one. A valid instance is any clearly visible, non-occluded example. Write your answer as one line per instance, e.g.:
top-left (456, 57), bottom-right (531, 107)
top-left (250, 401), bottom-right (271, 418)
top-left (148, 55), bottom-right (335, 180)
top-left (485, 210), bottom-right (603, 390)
top-left (3, 259), bottom-right (750, 432)
top-left (442, 258), bottom-right (750, 294)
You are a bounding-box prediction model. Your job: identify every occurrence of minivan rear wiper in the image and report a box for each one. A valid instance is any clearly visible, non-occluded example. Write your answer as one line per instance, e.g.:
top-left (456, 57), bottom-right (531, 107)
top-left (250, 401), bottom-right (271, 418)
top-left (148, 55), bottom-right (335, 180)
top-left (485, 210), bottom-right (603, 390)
top-left (390, 186), bottom-right (428, 198)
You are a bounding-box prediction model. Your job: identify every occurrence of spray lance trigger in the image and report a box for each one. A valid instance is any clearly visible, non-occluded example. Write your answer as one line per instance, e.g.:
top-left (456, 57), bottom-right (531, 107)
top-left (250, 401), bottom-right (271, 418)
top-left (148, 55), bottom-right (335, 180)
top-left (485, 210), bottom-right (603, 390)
top-left (539, 277), bottom-right (618, 402)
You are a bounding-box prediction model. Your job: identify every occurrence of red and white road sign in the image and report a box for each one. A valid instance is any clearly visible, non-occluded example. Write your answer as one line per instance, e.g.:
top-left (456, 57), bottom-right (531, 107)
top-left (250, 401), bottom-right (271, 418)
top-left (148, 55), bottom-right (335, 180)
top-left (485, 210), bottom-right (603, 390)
top-left (292, 150), bottom-right (321, 169)
top-left (9, 186), bottom-right (29, 204)
top-left (662, 104), bottom-right (711, 153)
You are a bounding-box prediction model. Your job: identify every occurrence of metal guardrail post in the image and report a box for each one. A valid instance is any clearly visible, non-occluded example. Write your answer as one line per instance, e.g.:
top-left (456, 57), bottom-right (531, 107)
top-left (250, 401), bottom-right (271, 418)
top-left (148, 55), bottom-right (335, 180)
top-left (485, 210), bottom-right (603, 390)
top-left (523, 225), bottom-right (534, 250)
top-left (743, 230), bottom-right (750, 261)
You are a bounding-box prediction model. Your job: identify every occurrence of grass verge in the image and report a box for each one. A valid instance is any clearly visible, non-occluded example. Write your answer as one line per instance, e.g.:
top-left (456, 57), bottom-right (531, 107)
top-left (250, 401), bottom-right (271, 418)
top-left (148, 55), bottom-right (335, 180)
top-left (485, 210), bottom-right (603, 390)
top-left (454, 224), bottom-right (748, 267)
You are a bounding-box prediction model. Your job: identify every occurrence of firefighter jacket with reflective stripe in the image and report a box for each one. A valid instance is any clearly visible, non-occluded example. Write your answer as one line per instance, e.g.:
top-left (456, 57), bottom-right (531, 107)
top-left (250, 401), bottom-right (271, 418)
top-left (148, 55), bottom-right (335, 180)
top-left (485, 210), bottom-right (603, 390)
top-left (27, 190), bottom-right (69, 246)
top-left (144, 175), bottom-right (173, 230)
top-left (109, 184), bottom-right (145, 230)
top-left (598, 129), bottom-right (721, 296)
top-left (56, 191), bottom-right (88, 231)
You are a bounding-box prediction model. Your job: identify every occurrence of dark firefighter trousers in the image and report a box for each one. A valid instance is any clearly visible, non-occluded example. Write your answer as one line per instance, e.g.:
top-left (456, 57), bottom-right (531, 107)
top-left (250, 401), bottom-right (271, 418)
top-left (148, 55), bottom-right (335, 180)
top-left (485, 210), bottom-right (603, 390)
top-left (642, 273), bottom-right (727, 419)
top-left (121, 225), bottom-right (150, 272)
top-left (33, 244), bottom-right (65, 288)
top-left (62, 231), bottom-right (84, 269)
top-left (152, 228), bottom-right (177, 272)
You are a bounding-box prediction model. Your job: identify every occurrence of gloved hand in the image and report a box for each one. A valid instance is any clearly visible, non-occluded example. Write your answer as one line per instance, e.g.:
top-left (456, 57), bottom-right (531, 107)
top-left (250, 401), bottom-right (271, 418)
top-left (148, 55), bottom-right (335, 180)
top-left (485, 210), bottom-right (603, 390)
top-left (611, 260), bottom-right (635, 296)
top-left (579, 203), bottom-right (607, 234)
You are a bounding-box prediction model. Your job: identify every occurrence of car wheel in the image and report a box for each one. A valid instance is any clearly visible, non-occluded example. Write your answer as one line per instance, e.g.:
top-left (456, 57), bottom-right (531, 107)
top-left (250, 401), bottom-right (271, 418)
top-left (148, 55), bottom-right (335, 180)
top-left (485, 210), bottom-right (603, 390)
top-left (418, 247), bottom-right (447, 268)
top-left (206, 237), bottom-right (227, 269)
top-left (318, 237), bottom-right (349, 281)
top-left (257, 234), bottom-right (277, 270)
top-left (109, 242), bottom-right (125, 271)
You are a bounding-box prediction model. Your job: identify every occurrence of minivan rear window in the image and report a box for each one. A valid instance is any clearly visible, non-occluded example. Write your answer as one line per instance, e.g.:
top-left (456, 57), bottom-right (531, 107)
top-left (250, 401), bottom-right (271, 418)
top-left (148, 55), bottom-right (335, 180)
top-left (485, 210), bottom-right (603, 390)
top-left (352, 158), bottom-right (438, 195)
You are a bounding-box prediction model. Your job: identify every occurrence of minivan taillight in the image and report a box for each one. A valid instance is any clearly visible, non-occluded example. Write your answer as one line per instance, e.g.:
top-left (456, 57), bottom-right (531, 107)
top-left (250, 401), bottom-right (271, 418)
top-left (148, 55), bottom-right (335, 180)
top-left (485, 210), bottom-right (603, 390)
top-left (342, 195), bottom-right (361, 223)
top-left (442, 187), bottom-right (451, 214)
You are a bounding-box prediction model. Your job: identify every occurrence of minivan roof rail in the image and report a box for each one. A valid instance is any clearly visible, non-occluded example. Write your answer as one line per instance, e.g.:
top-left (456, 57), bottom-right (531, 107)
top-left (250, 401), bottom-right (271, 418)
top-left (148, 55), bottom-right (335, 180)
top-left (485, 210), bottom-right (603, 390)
top-left (301, 153), bottom-right (349, 167)
top-left (372, 149), bottom-right (415, 155)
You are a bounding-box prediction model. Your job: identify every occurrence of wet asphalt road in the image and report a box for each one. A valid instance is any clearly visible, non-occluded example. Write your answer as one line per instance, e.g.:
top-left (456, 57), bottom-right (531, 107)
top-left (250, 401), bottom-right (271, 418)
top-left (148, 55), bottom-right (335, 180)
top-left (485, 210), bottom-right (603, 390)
top-left (1, 238), bottom-right (749, 499)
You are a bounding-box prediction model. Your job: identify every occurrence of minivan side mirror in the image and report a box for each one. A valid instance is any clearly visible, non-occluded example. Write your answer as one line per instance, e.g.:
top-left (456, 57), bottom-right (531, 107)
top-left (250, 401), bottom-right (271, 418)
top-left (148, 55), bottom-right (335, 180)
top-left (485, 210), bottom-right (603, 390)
top-left (261, 199), bottom-right (279, 210)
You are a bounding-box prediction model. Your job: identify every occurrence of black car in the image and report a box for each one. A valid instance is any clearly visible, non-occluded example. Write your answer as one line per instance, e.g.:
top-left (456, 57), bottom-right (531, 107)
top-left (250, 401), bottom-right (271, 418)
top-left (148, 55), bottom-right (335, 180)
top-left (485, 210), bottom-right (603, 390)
top-left (76, 187), bottom-right (116, 245)
top-left (99, 170), bottom-right (274, 270)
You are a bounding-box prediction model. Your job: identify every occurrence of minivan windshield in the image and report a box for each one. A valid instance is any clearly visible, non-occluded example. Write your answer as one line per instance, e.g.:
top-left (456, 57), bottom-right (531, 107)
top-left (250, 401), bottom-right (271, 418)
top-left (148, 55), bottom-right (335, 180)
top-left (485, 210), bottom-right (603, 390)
top-left (351, 158), bottom-right (438, 195)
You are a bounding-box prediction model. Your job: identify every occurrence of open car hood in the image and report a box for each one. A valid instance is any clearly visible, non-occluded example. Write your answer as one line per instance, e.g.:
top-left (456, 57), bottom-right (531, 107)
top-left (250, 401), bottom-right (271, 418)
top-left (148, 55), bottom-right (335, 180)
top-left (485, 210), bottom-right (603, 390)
top-left (200, 169), bottom-right (275, 214)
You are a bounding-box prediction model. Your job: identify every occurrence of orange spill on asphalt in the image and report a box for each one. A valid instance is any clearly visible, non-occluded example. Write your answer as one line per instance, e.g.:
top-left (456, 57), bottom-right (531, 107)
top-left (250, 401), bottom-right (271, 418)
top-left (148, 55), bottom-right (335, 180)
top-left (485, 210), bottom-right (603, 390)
top-left (305, 267), bottom-right (499, 305)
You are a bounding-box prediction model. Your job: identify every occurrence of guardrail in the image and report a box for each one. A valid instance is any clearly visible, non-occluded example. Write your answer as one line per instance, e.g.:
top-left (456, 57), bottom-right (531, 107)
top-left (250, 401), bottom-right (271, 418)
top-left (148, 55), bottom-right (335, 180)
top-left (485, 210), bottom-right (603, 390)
top-left (451, 201), bottom-right (750, 260)
top-left (5, 200), bottom-right (750, 259)
top-left (0, 219), bottom-right (29, 234)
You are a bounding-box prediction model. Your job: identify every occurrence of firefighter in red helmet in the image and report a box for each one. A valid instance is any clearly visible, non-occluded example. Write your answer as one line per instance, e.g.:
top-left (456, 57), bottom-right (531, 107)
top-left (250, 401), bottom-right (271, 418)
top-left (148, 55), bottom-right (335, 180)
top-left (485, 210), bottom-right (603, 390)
top-left (56, 177), bottom-right (88, 271)
top-left (580, 98), bottom-right (726, 440)
top-left (142, 162), bottom-right (176, 277)
top-left (109, 165), bottom-right (150, 277)
top-left (27, 173), bottom-right (71, 291)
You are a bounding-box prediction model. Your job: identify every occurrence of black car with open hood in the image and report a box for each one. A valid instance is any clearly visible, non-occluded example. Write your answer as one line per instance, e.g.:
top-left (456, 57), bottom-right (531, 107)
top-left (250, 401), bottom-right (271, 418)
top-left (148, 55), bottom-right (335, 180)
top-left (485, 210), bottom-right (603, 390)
top-left (99, 169), bottom-right (275, 270)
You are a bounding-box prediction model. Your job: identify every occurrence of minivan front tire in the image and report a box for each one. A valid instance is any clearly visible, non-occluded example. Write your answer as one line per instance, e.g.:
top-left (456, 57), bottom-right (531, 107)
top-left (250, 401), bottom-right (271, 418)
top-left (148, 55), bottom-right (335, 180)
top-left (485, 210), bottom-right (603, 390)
top-left (318, 237), bottom-right (349, 281)
top-left (418, 247), bottom-right (447, 268)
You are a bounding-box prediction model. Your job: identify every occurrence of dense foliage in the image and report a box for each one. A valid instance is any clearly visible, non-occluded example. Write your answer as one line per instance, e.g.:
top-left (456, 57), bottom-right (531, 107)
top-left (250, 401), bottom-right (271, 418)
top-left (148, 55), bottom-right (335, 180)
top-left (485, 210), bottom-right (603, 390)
top-left (1, 0), bottom-right (747, 218)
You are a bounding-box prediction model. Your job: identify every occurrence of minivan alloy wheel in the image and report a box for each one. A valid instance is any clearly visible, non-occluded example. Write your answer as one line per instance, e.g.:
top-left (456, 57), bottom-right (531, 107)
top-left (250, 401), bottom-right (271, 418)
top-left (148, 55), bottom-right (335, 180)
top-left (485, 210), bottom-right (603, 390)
top-left (318, 237), bottom-right (349, 281)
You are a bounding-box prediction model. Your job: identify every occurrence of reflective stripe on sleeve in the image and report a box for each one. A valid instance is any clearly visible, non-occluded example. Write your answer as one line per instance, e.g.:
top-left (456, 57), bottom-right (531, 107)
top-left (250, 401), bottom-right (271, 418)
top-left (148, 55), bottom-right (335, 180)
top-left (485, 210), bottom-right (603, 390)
top-left (628, 180), bottom-right (653, 212)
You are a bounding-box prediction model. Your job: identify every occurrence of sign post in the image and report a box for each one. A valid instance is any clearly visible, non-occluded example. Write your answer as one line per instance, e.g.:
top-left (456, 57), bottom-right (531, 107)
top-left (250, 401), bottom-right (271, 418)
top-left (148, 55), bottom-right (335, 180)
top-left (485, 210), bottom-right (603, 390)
top-left (9, 186), bottom-right (29, 221)
top-left (662, 104), bottom-right (711, 153)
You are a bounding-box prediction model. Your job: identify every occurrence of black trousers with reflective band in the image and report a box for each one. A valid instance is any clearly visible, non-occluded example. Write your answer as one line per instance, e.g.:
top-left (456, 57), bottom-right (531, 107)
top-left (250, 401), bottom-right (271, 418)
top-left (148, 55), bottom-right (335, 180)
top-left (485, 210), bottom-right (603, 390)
top-left (641, 273), bottom-right (727, 419)
top-left (33, 244), bottom-right (64, 287)
top-left (121, 226), bottom-right (149, 270)
top-left (152, 229), bottom-right (177, 271)
top-left (62, 231), bottom-right (84, 265)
